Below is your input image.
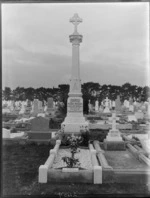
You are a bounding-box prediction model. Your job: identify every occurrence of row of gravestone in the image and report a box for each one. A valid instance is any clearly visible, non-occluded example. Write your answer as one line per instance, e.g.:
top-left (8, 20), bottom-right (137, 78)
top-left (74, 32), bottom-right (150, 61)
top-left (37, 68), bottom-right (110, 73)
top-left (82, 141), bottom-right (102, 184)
top-left (2, 98), bottom-right (56, 116)
top-left (90, 96), bottom-right (150, 113)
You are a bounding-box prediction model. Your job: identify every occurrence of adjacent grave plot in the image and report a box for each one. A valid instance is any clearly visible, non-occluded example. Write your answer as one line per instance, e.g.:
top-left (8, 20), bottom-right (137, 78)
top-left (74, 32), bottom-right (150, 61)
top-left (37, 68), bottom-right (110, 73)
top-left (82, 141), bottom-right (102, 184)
top-left (104, 150), bottom-right (148, 169)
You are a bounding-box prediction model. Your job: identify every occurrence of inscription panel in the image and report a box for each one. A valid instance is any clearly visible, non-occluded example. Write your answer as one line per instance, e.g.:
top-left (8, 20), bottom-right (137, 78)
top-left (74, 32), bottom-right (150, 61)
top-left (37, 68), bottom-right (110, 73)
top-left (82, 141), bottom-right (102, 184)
top-left (68, 98), bottom-right (82, 112)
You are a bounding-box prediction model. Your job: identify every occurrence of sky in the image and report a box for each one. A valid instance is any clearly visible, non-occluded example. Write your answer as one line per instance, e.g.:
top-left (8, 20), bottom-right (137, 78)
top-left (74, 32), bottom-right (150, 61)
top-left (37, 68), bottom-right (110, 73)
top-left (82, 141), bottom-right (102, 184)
top-left (2, 2), bottom-right (149, 89)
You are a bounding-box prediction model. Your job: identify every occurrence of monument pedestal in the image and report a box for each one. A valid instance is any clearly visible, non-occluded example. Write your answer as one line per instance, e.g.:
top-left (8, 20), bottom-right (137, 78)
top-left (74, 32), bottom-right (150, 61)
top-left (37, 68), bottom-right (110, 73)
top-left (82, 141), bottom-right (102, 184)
top-left (103, 107), bottom-right (110, 113)
top-left (61, 97), bottom-right (88, 133)
top-left (104, 129), bottom-right (125, 151)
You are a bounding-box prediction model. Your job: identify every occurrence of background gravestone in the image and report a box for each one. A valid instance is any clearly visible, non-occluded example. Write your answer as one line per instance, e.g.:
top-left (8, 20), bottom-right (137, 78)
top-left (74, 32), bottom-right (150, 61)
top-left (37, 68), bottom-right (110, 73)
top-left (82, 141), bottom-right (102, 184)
top-left (115, 95), bottom-right (121, 112)
top-left (47, 98), bottom-right (53, 108)
top-left (32, 99), bottom-right (39, 116)
top-left (47, 97), bottom-right (55, 116)
top-left (38, 101), bottom-right (44, 113)
top-left (30, 117), bottom-right (49, 131)
top-left (129, 97), bottom-right (133, 105)
top-left (27, 116), bottom-right (51, 141)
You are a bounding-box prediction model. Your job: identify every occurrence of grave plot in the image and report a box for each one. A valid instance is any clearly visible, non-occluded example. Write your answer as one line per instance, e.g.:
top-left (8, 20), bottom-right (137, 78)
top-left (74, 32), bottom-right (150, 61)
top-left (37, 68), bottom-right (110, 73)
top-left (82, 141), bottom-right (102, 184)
top-left (39, 140), bottom-right (102, 184)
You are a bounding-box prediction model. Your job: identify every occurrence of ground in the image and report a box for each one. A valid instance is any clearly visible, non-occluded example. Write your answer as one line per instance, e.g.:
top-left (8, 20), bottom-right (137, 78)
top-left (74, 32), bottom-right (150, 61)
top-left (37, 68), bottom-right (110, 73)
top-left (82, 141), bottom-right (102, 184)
top-left (2, 141), bottom-right (150, 197)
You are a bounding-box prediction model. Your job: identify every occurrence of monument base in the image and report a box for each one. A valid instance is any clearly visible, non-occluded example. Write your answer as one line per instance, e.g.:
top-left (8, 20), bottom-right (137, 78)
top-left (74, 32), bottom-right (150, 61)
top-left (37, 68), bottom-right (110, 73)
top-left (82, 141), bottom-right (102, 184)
top-left (104, 129), bottom-right (125, 150)
top-left (106, 129), bottom-right (123, 142)
top-left (103, 140), bottom-right (126, 151)
top-left (103, 107), bottom-right (110, 113)
top-left (61, 96), bottom-right (89, 133)
top-left (61, 113), bottom-right (89, 133)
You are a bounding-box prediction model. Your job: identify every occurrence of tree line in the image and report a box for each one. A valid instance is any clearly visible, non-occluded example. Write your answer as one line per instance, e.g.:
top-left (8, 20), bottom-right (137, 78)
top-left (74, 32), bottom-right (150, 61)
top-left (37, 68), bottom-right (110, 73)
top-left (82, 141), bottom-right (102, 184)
top-left (2, 82), bottom-right (150, 114)
top-left (2, 82), bottom-right (149, 102)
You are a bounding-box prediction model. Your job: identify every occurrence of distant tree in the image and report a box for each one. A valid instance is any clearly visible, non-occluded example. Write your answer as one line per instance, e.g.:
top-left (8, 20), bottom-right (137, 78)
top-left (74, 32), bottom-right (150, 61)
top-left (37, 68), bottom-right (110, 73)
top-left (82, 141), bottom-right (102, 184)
top-left (13, 87), bottom-right (26, 101)
top-left (25, 87), bottom-right (35, 101)
top-left (58, 84), bottom-right (69, 114)
top-left (3, 87), bottom-right (12, 100)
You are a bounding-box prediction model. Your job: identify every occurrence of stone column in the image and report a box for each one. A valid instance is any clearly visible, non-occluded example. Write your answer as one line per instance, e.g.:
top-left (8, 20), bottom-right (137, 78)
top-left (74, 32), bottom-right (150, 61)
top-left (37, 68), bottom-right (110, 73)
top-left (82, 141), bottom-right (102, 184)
top-left (69, 34), bottom-right (82, 97)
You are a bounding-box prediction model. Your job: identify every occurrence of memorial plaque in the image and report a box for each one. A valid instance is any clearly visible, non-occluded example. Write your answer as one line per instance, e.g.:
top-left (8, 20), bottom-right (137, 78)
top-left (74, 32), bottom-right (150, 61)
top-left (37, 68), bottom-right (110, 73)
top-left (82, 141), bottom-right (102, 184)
top-left (68, 98), bottom-right (82, 112)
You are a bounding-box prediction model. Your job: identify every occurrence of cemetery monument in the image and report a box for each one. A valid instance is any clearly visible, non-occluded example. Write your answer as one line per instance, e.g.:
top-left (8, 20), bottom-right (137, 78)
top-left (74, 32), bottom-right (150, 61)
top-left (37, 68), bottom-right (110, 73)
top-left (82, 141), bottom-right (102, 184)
top-left (61, 13), bottom-right (89, 133)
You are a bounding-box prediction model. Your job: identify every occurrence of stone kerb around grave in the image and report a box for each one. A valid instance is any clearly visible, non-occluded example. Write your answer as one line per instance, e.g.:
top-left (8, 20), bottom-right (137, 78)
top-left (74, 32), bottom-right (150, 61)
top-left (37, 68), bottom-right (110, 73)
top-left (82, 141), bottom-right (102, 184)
top-left (39, 139), bottom-right (103, 184)
top-left (27, 116), bottom-right (51, 142)
top-left (39, 139), bottom-right (61, 183)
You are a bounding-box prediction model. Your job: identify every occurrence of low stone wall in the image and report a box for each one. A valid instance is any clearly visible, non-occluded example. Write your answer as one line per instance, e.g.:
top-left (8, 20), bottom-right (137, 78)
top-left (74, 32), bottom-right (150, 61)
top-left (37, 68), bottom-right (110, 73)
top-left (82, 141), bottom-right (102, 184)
top-left (127, 143), bottom-right (150, 167)
top-left (39, 139), bottom-right (61, 183)
top-left (89, 143), bottom-right (102, 184)
top-left (113, 169), bottom-right (150, 184)
top-left (47, 169), bottom-right (93, 184)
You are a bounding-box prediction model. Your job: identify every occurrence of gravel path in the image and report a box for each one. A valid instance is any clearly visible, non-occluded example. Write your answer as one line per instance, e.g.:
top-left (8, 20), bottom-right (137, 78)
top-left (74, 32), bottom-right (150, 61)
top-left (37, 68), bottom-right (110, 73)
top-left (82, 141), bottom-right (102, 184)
top-left (52, 148), bottom-right (93, 170)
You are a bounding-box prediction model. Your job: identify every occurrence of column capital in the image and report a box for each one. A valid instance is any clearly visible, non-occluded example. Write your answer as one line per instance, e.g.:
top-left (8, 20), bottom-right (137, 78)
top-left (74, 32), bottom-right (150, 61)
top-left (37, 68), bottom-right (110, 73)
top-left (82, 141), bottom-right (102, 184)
top-left (69, 34), bottom-right (82, 44)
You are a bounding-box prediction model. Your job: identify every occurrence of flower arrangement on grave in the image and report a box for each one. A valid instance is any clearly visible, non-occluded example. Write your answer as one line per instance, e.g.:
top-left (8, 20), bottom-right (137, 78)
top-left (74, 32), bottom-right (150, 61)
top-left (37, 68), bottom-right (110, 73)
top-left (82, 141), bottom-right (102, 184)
top-left (62, 134), bottom-right (83, 168)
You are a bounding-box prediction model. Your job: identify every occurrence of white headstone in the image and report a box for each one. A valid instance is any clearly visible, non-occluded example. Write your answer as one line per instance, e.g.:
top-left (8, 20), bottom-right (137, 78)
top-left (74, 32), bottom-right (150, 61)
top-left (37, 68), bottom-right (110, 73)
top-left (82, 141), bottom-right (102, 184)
top-left (103, 97), bottom-right (110, 113)
top-left (95, 100), bottom-right (99, 112)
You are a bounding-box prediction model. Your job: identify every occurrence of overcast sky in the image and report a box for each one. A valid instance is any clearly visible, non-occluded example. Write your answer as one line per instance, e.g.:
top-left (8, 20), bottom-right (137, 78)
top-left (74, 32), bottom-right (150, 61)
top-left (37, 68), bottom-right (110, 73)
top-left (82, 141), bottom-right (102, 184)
top-left (2, 2), bottom-right (149, 89)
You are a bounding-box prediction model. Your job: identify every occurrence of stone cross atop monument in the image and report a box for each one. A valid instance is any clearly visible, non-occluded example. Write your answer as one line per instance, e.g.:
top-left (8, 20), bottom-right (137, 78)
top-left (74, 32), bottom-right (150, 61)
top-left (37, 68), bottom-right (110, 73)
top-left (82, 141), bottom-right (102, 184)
top-left (70, 13), bottom-right (82, 34)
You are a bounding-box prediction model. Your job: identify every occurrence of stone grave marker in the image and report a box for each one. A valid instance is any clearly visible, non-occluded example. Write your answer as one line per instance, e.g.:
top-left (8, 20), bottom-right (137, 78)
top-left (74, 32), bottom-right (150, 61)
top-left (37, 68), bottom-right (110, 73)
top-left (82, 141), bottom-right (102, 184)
top-left (103, 97), bottom-right (110, 113)
top-left (38, 100), bottom-right (44, 113)
top-left (30, 116), bottom-right (49, 131)
top-left (104, 111), bottom-right (125, 150)
top-left (115, 95), bottom-right (121, 112)
top-left (95, 100), bottom-right (99, 112)
top-left (27, 116), bottom-right (51, 141)
top-left (47, 98), bottom-right (55, 116)
top-left (31, 99), bottom-right (39, 116)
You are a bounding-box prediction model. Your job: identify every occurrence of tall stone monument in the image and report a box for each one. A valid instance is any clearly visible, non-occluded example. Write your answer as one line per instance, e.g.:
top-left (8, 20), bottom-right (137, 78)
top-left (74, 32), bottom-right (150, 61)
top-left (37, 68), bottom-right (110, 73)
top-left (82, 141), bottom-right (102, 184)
top-left (61, 13), bottom-right (89, 133)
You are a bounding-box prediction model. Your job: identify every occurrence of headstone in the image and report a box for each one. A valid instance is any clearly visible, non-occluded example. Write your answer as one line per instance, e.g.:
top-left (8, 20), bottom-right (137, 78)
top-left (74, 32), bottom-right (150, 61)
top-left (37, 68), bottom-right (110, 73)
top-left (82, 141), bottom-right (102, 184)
top-left (95, 100), bottom-right (99, 112)
top-left (129, 97), bottom-right (133, 105)
top-left (99, 105), bottom-right (103, 113)
top-left (106, 112), bottom-right (122, 141)
top-left (135, 111), bottom-right (144, 120)
top-left (88, 100), bottom-right (92, 113)
top-left (44, 105), bottom-right (47, 112)
top-left (47, 98), bottom-right (55, 115)
top-left (127, 115), bottom-right (137, 122)
top-left (31, 99), bottom-right (39, 116)
top-left (129, 104), bottom-right (134, 112)
top-left (104, 111), bottom-right (125, 150)
top-left (103, 97), bottom-right (110, 113)
top-left (115, 95), bottom-right (121, 112)
top-left (24, 100), bottom-right (32, 116)
top-left (47, 98), bottom-right (53, 108)
top-left (38, 101), bottom-right (44, 113)
top-left (112, 100), bottom-right (115, 109)
top-left (19, 104), bottom-right (26, 115)
top-left (27, 116), bottom-right (51, 141)
top-left (109, 100), bottom-right (112, 109)
top-left (30, 117), bottom-right (49, 131)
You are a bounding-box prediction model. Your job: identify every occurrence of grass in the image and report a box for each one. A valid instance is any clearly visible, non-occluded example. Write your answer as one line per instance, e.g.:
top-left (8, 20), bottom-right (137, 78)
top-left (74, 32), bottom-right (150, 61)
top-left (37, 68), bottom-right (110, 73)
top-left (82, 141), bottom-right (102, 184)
top-left (2, 141), bottom-right (150, 196)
